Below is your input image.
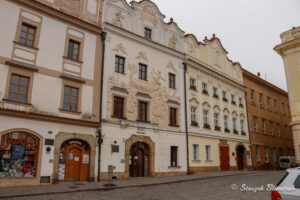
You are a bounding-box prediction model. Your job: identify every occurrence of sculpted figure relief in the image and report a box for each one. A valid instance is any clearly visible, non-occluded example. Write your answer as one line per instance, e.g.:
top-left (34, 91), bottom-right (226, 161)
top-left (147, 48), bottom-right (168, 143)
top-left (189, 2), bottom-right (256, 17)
top-left (112, 11), bottom-right (124, 28)
top-left (169, 35), bottom-right (177, 49)
top-left (112, 43), bottom-right (127, 55)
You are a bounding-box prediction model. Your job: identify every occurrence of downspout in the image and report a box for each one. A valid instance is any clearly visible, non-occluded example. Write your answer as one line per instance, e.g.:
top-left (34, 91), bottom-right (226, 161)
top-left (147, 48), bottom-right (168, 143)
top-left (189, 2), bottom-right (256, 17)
top-left (183, 62), bottom-right (190, 175)
top-left (98, 31), bottom-right (107, 182)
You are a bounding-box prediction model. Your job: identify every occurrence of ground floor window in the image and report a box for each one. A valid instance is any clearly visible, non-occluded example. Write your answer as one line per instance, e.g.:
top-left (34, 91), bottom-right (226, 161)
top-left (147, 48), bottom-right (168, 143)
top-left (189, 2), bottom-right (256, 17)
top-left (170, 146), bottom-right (178, 167)
top-left (193, 144), bottom-right (199, 161)
top-left (205, 145), bottom-right (212, 161)
top-left (0, 132), bottom-right (39, 178)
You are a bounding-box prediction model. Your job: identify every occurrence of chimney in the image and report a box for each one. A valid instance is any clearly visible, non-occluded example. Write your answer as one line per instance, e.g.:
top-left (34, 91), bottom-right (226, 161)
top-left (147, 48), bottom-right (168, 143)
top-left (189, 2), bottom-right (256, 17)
top-left (257, 72), bottom-right (261, 77)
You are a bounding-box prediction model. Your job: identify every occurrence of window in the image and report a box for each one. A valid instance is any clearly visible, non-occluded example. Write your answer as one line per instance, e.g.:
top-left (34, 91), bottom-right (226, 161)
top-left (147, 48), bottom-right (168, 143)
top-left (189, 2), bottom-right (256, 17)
top-left (274, 100), bottom-right (278, 112)
top-left (277, 123), bottom-right (280, 136)
top-left (239, 98), bottom-right (243, 107)
top-left (0, 132), bottom-right (40, 178)
top-left (267, 97), bottom-right (271, 110)
top-left (224, 115), bottom-right (229, 131)
top-left (250, 90), bottom-right (255, 104)
top-left (233, 117), bottom-right (237, 133)
top-left (240, 119), bottom-right (245, 134)
top-left (272, 148), bottom-right (276, 162)
top-left (203, 110), bottom-right (209, 126)
top-left (222, 91), bottom-right (227, 101)
top-left (169, 108), bottom-right (177, 126)
top-left (63, 86), bottom-right (78, 111)
top-left (8, 74), bottom-right (29, 103)
top-left (279, 148), bottom-right (283, 157)
top-left (253, 116), bottom-right (257, 132)
top-left (264, 147), bottom-right (269, 163)
top-left (231, 94), bottom-right (236, 104)
top-left (67, 39), bottom-right (80, 61)
top-left (270, 121), bottom-right (273, 135)
top-left (294, 175), bottom-right (300, 189)
top-left (138, 101), bottom-right (148, 122)
top-left (262, 119), bottom-right (266, 134)
top-left (205, 145), bottom-right (212, 161)
top-left (282, 103), bottom-right (285, 115)
top-left (169, 73), bottom-right (176, 89)
top-left (113, 96), bottom-right (124, 118)
top-left (191, 106), bottom-right (198, 125)
top-left (170, 146), bottom-right (178, 167)
top-left (193, 144), bottom-right (200, 161)
top-left (256, 146), bottom-right (261, 161)
top-left (19, 23), bottom-right (36, 47)
top-left (115, 55), bottom-right (125, 74)
top-left (202, 83), bottom-right (208, 93)
top-left (213, 87), bottom-right (218, 98)
top-left (144, 27), bottom-right (152, 39)
top-left (214, 113), bottom-right (219, 129)
top-left (190, 78), bottom-right (196, 89)
top-left (138, 63), bottom-right (147, 81)
top-left (111, 145), bottom-right (119, 153)
top-left (259, 93), bottom-right (263, 108)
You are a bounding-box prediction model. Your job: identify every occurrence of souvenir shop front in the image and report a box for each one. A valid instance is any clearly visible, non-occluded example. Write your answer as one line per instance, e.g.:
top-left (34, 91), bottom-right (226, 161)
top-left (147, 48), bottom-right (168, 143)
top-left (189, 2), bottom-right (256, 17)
top-left (0, 130), bottom-right (42, 186)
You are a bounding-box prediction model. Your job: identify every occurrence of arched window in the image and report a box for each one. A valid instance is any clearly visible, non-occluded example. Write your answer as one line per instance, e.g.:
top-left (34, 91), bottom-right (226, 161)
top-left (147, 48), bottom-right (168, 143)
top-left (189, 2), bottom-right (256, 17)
top-left (0, 132), bottom-right (40, 178)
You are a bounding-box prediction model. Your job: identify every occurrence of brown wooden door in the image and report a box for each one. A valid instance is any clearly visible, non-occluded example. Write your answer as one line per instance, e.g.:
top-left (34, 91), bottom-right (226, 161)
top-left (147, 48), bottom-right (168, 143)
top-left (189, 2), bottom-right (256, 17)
top-left (66, 146), bottom-right (81, 181)
top-left (237, 146), bottom-right (244, 170)
top-left (220, 146), bottom-right (230, 171)
top-left (132, 148), bottom-right (145, 177)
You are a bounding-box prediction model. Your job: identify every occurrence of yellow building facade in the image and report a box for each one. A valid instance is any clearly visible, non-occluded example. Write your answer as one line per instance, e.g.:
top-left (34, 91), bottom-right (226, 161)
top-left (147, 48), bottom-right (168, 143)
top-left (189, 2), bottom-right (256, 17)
top-left (185, 34), bottom-right (252, 172)
top-left (275, 26), bottom-right (300, 165)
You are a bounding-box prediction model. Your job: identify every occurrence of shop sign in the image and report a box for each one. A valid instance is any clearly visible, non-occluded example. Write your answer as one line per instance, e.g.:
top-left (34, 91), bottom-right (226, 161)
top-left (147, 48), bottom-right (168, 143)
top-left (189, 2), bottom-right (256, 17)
top-left (68, 140), bottom-right (82, 146)
top-left (68, 153), bottom-right (73, 160)
top-left (83, 154), bottom-right (89, 164)
top-left (74, 157), bottom-right (79, 161)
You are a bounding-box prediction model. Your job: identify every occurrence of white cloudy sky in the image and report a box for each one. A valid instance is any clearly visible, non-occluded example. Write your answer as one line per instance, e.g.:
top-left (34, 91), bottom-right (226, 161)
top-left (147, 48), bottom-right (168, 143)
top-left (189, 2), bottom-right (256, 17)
top-left (127, 0), bottom-right (300, 90)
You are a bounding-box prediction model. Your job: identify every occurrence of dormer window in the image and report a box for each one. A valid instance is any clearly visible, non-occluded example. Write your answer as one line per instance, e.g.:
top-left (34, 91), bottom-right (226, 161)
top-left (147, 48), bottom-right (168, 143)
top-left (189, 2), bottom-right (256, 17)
top-left (144, 27), bottom-right (152, 40)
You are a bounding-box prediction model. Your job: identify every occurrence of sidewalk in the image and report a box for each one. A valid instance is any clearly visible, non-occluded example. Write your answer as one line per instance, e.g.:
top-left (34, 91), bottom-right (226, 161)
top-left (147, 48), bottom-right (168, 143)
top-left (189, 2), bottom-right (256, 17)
top-left (0, 170), bottom-right (259, 199)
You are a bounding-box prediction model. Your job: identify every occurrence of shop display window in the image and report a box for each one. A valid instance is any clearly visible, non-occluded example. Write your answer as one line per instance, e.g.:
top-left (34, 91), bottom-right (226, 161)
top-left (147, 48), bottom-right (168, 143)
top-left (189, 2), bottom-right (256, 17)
top-left (0, 132), bottom-right (39, 178)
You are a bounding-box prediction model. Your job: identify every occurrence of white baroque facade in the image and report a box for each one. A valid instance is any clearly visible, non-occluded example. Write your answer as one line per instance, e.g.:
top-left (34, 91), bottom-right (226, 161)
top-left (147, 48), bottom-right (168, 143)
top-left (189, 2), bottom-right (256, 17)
top-left (0, 0), bottom-right (103, 186)
top-left (185, 34), bottom-right (252, 173)
top-left (101, 0), bottom-right (187, 179)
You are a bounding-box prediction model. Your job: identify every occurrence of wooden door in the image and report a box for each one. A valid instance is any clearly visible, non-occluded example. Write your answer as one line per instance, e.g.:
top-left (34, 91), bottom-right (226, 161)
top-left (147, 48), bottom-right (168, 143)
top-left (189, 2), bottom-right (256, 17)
top-left (237, 147), bottom-right (244, 170)
top-left (66, 146), bottom-right (81, 181)
top-left (220, 146), bottom-right (230, 171)
top-left (132, 148), bottom-right (145, 177)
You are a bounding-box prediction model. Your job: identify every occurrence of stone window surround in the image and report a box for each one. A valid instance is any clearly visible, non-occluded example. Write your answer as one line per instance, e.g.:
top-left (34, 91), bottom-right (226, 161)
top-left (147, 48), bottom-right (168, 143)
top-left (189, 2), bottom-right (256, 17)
top-left (111, 93), bottom-right (128, 119)
top-left (63, 27), bottom-right (85, 64)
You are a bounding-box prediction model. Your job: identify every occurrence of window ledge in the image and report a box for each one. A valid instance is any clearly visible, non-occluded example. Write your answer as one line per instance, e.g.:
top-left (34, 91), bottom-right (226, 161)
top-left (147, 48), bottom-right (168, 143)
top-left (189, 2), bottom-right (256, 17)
top-left (169, 124), bottom-right (180, 128)
top-left (13, 41), bottom-right (39, 50)
top-left (59, 108), bottom-right (81, 115)
top-left (111, 115), bottom-right (127, 120)
top-left (63, 56), bottom-right (83, 64)
top-left (192, 160), bottom-right (201, 163)
top-left (168, 166), bottom-right (181, 169)
top-left (60, 73), bottom-right (85, 83)
top-left (5, 60), bottom-right (38, 72)
top-left (2, 98), bottom-right (32, 106)
top-left (205, 160), bottom-right (213, 163)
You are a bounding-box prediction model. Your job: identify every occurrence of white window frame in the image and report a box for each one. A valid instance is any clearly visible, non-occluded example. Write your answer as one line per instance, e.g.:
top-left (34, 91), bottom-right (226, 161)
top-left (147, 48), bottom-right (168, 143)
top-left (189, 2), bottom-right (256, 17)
top-left (203, 110), bottom-right (209, 125)
top-left (202, 82), bottom-right (207, 92)
top-left (274, 100), bottom-right (278, 112)
top-left (205, 145), bottom-right (212, 161)
top-left (191, 106), bottom-right (197, 123)
top-left (190, 78), bottom-right (196, 89)
top-left (256, 146), bottom-right (261, 162)
top-left (267, 97), bottom-right (271, 110)
top-left (233, 117), bottom-right (237, 131)
top-left (265, 147), bottom-right (269, 163)
top-left (262, 119), bottom-right (266, 134)
top-left (240, 119), bottom-right (244, 133)
top-left (222, 91), bottom-right (227, 99)
top-left (192, 144), bottom-right (200, 161)
top-left (224, 115), bottom-right (228, 129)
top-left (270, 121), bottom-right (273, 135)
top-left (250, 90), bottom-right (255, 104)
top-left (253, 117), bottom-right (257, 132)
top-left (259, 93), bottom-right (263, 108)
top-left (214, 113), bottom-right (219, 127)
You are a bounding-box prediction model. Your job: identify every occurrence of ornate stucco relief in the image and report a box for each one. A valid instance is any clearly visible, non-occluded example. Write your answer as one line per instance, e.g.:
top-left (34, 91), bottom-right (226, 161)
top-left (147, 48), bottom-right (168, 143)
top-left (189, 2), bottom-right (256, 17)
top-left (168, 35), bottom-right (177, 49)
top-left (142, 5), bottom-right (157, 16)
top-left (107, 62), bottom-right (180, 129)
top-left (112, 11), bottom-right (124, 28)
top-left (166, 61), bottom-right (177, 72)
top-left (112, 43), bottom-right (127, 55)
top-left (138, 14), bottom-right (158, 28)
top-left (136, 51), bottom-right (148, 62)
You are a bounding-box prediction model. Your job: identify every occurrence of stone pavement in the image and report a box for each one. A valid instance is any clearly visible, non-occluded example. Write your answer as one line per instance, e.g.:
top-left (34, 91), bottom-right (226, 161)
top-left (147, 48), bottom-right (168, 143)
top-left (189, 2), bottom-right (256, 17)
top-left (0, 170), bottom-right (260, 199)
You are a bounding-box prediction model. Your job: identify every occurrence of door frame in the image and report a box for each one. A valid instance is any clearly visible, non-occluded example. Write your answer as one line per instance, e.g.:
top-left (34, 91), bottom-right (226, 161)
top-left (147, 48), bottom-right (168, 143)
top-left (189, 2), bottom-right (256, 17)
top-left (130, 142), bottom-right (149, 177)
top-left (219, 145), bottom-right (230, 171)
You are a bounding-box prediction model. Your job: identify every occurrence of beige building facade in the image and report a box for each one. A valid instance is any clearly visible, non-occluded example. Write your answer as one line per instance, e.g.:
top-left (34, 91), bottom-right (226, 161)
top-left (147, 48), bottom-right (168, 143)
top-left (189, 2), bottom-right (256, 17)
top-left (185, 34), bottom-right (251, 173)
top-left (275, 26), bottom-right (300, 165)
top-left (0, 0), bottom-right (103, 186)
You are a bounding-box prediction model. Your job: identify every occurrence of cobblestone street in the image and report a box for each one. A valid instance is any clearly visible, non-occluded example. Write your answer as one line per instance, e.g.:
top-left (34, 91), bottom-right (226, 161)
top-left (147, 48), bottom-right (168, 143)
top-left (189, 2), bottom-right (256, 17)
top-left (2, 171), bottom-right (286, 200)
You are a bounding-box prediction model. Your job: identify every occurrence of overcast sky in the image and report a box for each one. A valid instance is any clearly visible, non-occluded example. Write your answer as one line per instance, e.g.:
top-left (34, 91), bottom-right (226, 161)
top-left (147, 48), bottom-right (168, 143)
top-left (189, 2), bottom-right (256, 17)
top-left (128, 0), bottom-right (300, 90)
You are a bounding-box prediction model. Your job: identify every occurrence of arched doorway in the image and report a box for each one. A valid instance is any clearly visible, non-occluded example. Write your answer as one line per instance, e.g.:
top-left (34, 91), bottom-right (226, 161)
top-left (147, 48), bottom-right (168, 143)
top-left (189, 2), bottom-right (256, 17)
top-left (59, 139), bottom-right (90, 182)
top-left (237, 145), bottom-right (246, 170)
top-left (129, 142), bottom-right (149, 177)
top-left (0, 131), bottom-right (40, 178)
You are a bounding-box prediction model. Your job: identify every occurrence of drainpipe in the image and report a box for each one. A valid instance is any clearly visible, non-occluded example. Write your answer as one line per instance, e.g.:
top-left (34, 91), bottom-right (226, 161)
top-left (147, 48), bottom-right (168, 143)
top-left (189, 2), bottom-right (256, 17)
top-left (97, 31), bottom-right (107, 182)
top-left (183, 62), bottom-right (190, 175)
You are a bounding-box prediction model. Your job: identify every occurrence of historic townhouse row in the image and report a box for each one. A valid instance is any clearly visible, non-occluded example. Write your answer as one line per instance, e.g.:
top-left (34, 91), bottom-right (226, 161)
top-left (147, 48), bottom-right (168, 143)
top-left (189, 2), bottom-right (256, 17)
top-left (0, 0), bottom-right (103, 186)
top-left (243, 69), bottom-right (294, 170)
